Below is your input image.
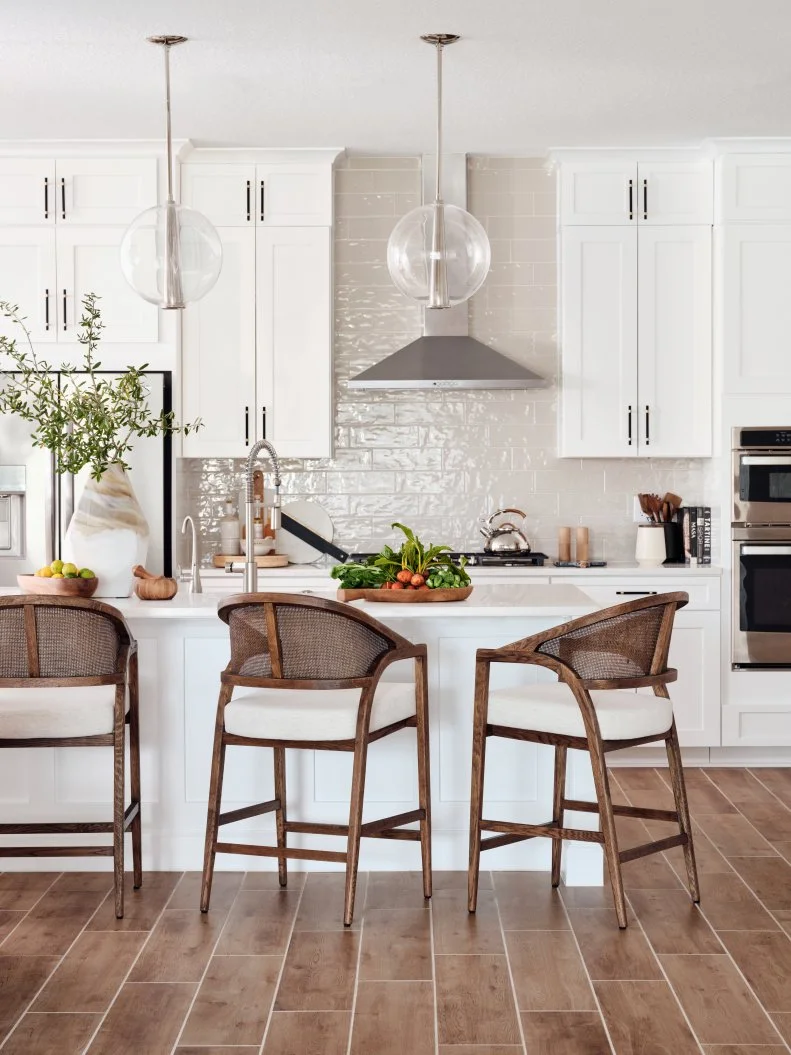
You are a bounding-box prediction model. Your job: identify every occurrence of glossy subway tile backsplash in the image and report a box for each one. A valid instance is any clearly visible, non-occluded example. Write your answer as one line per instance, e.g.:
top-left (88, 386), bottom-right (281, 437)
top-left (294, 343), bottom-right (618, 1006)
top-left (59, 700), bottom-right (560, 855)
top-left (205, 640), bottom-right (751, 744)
top-left (177, 155), bottom-right (714, 567)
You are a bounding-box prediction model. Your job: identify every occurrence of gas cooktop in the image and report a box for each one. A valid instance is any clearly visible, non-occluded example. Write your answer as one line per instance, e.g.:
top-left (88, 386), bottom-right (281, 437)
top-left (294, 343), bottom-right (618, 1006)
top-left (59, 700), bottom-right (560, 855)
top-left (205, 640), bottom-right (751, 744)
top-left (349, 551), bottom-right (548, 567)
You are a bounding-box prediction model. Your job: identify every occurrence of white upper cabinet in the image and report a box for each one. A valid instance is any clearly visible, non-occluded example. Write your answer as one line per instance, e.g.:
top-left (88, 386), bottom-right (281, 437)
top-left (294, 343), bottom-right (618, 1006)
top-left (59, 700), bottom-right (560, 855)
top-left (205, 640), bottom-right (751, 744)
top-left (0, 158), bottom-right (156, 226)
top-left (182, 228), bottom-right (257, 457)
top-left (717, 154), bottom-right (791, 222)
top-left (181, 161), bottom-right (333, 227)
top-left (56, 228), bottom-right (158, 343)
top-left (56, 159), bottom-right (156, 225)
top-left (721, 225), bottom-right (791, 393)
top-left (560, 159), bottom-right (712, 225)
top-left (255, 227), bottom-right (332, 457)
top-left (559, 226), bottom-right (638, 457)
top-left (636, 226), bottom-right (712, 456)
top-left (560, 161), bottom-right (637, 225)
top-left (180, 163), bottom-right (256, 227)
top-left (0, 160), bottom-right (55, 225)
top-left (0, 229), bottom-right (56, 343)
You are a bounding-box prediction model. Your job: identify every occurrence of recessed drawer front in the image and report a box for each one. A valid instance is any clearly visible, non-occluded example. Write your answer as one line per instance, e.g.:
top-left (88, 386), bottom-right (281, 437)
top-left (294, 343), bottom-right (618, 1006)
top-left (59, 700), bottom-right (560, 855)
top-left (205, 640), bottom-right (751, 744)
top-left (549, 576), bottom-right (719, 611)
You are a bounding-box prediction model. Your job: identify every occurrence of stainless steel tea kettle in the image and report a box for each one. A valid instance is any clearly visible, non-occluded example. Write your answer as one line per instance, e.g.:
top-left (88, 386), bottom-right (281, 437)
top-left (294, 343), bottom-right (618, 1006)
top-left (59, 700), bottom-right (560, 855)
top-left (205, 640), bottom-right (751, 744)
top-left (479, 508), bottom-right (530, 553)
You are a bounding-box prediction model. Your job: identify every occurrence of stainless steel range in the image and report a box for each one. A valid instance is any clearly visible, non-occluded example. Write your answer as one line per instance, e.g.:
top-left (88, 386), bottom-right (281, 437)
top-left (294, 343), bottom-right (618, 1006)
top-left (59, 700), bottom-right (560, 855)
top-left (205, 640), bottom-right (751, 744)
top-left (732, 426), bottom-right (791, 668)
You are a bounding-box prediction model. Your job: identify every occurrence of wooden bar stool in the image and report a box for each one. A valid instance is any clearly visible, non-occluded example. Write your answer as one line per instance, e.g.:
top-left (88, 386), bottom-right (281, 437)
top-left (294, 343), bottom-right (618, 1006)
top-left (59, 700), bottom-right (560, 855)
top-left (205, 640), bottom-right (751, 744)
top-left (201, 592), bottom-right (431, 926)
top-left (0, 595), bottom-right (141, 918)
top-left (468, 591), bottom-right (699, 928)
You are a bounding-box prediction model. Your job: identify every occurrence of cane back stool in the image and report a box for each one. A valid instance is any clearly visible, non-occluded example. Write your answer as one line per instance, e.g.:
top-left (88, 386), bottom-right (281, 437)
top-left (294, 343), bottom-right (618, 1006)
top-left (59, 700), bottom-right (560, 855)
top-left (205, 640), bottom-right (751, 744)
top-left (0, 595), bottom-right (141, 918)
top-left (201, 593), bottom-right (432, 926)
top-left (468, 591), bottom-right (699, 928)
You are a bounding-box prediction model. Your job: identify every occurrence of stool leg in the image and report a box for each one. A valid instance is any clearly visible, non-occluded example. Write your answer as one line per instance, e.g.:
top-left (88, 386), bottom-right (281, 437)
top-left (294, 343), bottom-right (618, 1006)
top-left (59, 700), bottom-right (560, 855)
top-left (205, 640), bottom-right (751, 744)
top-left (415, 654), bottom-right (432, 900)
top-left (665, 721), bottom-right (700, 903)
top-left (201, 693), bottom-right (228, 913)
top-left (113, 688), bottom-right (126, 919)
top-left (274, 747), bottom-right (287, 889)
top-left (468, 660), bottom-right (489, 914)
top-left (128, 650), bottom-right (142, 890)
top-left (551, 746), bottom-right (567, 888)
top-left (588, 740), bottom-right (628, 928)
top-left (344, 737), bottom-right (369, 927)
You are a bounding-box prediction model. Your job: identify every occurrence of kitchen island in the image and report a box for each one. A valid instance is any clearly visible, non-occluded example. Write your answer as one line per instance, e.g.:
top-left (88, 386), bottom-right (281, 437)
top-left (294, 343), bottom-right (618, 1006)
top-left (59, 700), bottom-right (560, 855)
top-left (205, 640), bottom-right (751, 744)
top-left (0, 583), bottom-right (613, 884)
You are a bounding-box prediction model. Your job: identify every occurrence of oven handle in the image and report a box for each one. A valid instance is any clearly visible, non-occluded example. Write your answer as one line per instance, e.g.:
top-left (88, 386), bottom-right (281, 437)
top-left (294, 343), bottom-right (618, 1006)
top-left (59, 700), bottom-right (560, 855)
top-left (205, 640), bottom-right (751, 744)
top-left (740, 456), bottom-right (791, 466)
top-left (740, 545), bottom-right (791, 555)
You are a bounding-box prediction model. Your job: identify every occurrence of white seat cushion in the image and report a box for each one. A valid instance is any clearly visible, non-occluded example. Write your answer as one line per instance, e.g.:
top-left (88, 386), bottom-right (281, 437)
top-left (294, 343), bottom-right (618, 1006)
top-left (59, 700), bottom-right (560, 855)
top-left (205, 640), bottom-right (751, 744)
top-left (0, 685), bottom-right (125, 739)
top-left (487, 682), bottom-right (673, 741)
top-left (224, 681), bottom-right (416, 741)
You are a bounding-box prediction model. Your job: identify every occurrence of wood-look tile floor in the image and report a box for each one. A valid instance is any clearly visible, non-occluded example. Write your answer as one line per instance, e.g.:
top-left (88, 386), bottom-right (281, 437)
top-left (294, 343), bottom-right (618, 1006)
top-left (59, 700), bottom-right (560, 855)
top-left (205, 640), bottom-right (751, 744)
top-left (1, 768), bottom-right (791, 1053)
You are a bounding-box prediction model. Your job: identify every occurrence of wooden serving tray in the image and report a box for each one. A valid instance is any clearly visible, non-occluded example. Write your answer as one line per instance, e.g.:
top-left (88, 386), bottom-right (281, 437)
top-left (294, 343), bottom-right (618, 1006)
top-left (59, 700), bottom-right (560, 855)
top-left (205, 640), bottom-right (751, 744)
top-left (17, 574), bottom-right (99, 597)
top-left (337, 586), bottom-right (473, 603)
top-left (213, 554), bottom-right (288, 569)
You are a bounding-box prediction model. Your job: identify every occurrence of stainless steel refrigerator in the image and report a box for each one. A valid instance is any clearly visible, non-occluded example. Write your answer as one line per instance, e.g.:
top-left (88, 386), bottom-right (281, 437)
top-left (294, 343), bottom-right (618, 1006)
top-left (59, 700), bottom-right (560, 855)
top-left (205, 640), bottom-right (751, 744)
top-left (0, 371), bottom-right (173, 586)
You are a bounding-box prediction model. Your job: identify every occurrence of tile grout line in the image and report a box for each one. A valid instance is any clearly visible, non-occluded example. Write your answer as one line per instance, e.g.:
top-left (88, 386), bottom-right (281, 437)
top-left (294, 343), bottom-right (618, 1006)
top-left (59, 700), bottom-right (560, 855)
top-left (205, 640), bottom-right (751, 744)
top-left (75, 871), bottom-right (188, 1054)
top-left (344, 872), bottom-right (367, 1055)
top-left (168, 874), bottom-right (258, 1055)
top-left (256, 871), bottom-right (309, 1055)
top-left (649, 767), bottom-right (791, 1053)
top-left (491, 870), bottom-right (528, 1055)
top-left (0, 870), bottom-right (63, 962)
top-left (746, 769), bottom-right (791, 814)
top-left (608, 770), bottom-right (709, 1055)
top-left (428, 874), bottom-right (440, 1055)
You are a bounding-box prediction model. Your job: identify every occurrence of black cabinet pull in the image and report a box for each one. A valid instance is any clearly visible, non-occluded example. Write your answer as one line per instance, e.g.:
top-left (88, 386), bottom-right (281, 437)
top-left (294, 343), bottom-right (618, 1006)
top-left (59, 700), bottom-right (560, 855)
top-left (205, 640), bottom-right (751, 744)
top-left (628, 179), bottom-right (633, 221)
top-left (44, 177), bottom-right (49, 220)
top-left (262, 407), bottom-right (267, 439)
top-left (642, 177), bottom-right (648, 220)
top-left (645, 404), bottom-right (650, 446)
top-left (60, 177), bottom-right (66, 220)
top-left (245, 179), bottom-right (251, 222)
top-left (62, 289), bottom-right (67, 331)
top-left (627, 405), bottom-right (633, 446)
top-left (260, 180), bottom-right (265, 222)
top-left (244, 406), bottom-right (249, 447)
top-left (616, 590), bottom-right (658, 596)
top-left (44, 289), bottom-right (49, 331)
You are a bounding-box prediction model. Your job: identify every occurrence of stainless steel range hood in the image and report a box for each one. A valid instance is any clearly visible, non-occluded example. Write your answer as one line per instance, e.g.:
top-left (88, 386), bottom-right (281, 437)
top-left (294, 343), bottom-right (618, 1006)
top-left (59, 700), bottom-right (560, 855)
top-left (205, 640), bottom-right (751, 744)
top-left (347, 155), bottom-right (547, 392)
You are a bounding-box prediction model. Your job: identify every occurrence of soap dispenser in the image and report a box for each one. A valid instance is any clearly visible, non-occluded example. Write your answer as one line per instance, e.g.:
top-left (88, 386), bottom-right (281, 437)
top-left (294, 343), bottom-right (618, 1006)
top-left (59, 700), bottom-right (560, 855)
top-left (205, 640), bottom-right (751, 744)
top-left (219, 495), bottom-right (241, 556)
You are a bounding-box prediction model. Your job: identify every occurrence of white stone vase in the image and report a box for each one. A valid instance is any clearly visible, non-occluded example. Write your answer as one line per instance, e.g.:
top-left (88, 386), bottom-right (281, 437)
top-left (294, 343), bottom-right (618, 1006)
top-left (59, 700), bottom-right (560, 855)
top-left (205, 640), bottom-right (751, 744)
top-left (635, 523), bottom-right (666, 567)
top-left (64, 463), bottom-right (149, 597)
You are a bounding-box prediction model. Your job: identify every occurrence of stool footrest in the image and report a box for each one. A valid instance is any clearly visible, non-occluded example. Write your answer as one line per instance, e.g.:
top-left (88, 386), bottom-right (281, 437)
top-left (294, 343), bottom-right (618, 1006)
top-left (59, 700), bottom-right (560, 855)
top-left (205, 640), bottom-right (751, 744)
top-left (219, 799), bottom-right (280, 826)
top-left (619, 833), bottom-right (687, 864)
top-left (0, 821), bottom-right (113, 834)
top-left (123, 803), bottom-right (140, 830)
top-left (563, 799), bottom-right (679, 823)
top-left (284, 809), bottom-right (425, 842)
top-left (216, 841), bottom-right (347, 864)
top-left (0, 844), bottom-right (114, 857)
top-left (480, 818), bottom-right (605, 845)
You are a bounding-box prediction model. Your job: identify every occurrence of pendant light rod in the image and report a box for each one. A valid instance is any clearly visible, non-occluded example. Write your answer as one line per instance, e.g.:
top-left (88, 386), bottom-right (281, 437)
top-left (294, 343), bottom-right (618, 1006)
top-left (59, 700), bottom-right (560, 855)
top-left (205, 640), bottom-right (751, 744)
top-left (421, 34), bottom-right (459, 204)
top-left (147, 35), bottom-right (187, 204)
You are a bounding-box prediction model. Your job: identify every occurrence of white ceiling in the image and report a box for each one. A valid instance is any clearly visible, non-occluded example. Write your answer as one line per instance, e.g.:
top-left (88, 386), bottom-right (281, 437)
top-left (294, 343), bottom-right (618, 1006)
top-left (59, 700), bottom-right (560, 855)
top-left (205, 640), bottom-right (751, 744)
top-left (3, 0), bottom-right (790, 154)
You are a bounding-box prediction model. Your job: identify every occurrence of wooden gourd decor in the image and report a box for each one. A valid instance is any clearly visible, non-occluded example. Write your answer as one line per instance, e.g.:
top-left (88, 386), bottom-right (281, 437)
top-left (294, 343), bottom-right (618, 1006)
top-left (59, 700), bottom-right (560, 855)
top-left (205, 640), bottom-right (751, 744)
top-left (133, 565), bottom-right (178, 601)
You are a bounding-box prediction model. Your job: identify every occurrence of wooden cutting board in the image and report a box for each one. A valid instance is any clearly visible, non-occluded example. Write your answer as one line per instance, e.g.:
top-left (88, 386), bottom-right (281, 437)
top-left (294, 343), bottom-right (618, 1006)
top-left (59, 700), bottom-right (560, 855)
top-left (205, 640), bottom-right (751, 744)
top-left (336, 586), bottom-right (473, 603)
top-left (213, 554), bottom-right (288, 568)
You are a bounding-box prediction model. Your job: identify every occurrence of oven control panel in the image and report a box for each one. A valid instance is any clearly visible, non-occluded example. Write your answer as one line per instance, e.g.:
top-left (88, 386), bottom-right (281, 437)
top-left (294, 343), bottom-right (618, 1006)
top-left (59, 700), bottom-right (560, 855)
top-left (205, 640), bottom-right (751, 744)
top-left (736, 428), bottom-right (791, 448)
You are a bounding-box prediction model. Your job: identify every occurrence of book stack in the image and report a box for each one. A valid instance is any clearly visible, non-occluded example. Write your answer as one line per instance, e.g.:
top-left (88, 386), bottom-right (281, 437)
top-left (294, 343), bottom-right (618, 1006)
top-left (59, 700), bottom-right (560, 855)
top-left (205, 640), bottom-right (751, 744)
top-left (679, 507), bottom-right (711, 565)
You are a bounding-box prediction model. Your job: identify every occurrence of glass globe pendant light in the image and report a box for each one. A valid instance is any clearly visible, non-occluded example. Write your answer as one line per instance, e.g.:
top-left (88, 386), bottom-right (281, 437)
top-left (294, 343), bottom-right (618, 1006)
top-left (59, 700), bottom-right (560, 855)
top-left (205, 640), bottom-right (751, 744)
top-left (120, 36), bottom-right (222, 309)
top-left (387, 34), bottom-right (490, 308)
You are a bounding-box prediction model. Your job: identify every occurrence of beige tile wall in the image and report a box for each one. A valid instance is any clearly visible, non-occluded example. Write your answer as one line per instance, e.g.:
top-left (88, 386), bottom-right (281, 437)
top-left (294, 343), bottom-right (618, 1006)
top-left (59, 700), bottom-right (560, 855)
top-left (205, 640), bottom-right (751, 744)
top-left (178, 155), bottom-right (712, 565)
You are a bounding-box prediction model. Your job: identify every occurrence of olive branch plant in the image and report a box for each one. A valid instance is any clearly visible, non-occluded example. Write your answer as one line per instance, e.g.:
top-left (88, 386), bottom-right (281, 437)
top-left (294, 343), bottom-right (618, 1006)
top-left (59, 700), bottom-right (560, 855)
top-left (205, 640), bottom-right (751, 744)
top-left (0, 293), bottom-right (201, 481)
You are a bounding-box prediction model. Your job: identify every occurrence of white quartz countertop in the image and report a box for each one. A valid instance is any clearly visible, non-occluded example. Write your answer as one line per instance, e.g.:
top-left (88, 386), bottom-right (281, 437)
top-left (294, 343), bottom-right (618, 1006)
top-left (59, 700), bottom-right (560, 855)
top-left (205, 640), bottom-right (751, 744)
top-left (0, 584), bottom-right (598, 621)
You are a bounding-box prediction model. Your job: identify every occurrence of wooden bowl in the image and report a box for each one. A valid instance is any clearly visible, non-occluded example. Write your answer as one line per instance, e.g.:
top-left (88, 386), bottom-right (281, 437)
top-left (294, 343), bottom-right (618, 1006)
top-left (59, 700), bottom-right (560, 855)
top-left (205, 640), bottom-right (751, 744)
top-left (337, 586), bottom-right (473, 603)
top-left (17, 574), bottom-right (99, 598)
top-left (134, 576), bottom-right (178, 601)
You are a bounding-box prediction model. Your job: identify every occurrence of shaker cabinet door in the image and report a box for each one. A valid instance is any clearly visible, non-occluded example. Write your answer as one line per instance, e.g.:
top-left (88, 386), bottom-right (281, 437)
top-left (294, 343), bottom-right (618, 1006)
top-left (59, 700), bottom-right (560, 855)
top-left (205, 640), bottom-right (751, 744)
top-left (55, 227), bottom-right (159, 343)
top-left (256, 165), bottom-right (333, 226)
top-left (636, 161), bottom-right (713, 225)
top-left (0, 159), bottom-right (55, 225)
top-left (559, 161), bottom-right (637, 225)
top-left (56, 159), bottom-right (157, 226)
top-left (637, 225), bottom-right (712, 456)
top-left (0, 228), bottom-right (57, 345)
top-left (181, 227), bottom-right (257, 457)
top-left (721, 225), bottom-right (791, 393)
top-left (255, 226), bottom-right (332, 457)
top-left (181, 163), bottom-right (256, 227)
top-left (559, 226), bottom-right (638, 457)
